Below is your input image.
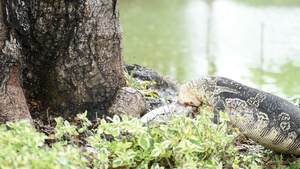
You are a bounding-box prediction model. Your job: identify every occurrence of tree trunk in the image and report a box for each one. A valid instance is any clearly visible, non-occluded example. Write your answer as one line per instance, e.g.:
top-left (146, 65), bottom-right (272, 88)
top-left (0, 0), bottom-right (33, 124)
top-left (0, 0), bottom-right (124, 124)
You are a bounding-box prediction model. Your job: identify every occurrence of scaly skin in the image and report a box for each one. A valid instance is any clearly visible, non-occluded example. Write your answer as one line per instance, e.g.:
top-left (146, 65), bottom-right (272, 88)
top-left (178, 75), bottom-right (300, 155)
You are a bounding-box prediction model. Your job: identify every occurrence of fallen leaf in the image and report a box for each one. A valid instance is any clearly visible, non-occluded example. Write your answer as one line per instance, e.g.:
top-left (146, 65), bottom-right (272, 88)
top-left (71, 122), bottom-right (77, 126)
top-left (207, 107), bottom-right (213, 112)
top-left (261, 156), bottom-right (270, 162)
top-left (74, 116), bottom-right (80, 121)
top-left (48, 134), bottom-right (55, 139)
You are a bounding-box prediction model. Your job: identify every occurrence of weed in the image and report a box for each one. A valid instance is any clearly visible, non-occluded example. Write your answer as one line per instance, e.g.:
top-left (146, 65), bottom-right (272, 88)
top-left (124, 67), bottom-right (158, 99)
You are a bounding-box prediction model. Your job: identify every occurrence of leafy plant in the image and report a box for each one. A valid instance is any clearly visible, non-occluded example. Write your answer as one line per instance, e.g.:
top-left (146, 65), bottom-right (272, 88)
top-left (85, 106), bottom-right (262, 168)
top-left (0, 120), bottom-right (88, 168)
top-left (290, 96), bottom-right (300, 108)
top-left (3, 107), bottom-right (291, 168)
top-left (125, 67), bottom-right (156, 90)
top-left (124, 67), bottom-right (158, 99)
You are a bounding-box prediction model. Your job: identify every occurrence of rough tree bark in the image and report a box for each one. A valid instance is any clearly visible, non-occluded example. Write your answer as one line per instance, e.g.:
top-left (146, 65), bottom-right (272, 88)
top-left (0, 0), bottom-right (33, 124)
top-left (0, 0), bottom-right (124, 124)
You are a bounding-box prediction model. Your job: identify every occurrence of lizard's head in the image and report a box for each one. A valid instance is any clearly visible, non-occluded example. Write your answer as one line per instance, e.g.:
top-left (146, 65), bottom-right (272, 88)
top-left (178, 84), bottom-right (201, 107)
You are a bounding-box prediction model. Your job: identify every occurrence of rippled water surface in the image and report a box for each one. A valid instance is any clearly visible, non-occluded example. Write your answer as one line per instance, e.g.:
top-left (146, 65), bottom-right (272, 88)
top-left (119, 0), bottom-right (300, 97)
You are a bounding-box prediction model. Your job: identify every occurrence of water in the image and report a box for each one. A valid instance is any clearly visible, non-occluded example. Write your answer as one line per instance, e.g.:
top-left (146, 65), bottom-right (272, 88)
top-left (119, 0), bottom-right (300, 97)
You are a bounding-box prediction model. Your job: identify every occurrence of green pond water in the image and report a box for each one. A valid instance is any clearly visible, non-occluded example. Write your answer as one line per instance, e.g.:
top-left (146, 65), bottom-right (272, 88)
top-left (119, 0), bottom-right (300, 97)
